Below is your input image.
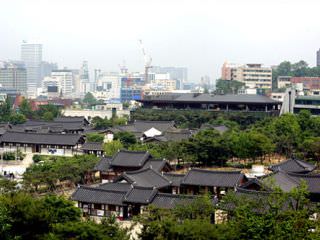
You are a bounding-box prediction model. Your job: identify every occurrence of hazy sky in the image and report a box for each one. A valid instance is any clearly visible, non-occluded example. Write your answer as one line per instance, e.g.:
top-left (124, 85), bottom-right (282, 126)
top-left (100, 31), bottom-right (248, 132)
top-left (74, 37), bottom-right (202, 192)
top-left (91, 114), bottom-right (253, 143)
top-left (1, 0), bottom-right (320, 82)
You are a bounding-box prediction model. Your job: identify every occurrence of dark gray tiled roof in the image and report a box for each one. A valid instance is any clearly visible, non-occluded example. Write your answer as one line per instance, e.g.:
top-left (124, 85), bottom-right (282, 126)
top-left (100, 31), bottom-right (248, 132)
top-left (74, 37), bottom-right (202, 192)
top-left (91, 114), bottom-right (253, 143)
top-left (124, 186), bottom-right (158, 204)
top-left (151, 193), bottom-right (196, 209)
top-left (118, 168), bottom-right (171, 188)
top-left (11, 121), bottom-right (86, 134)
top-left (55, 116), bottom-right (89, 124)
top-left (163, 173), bottom-right (185, 187)
top-left (0, 131), bottom-right (83, 146)
top-left (93, 157), bottom-right (112, 171)
top-left (133, 120), bottom-right (175, 133)
top-left (70, 186), bottom-right (126, 206)
top-left (288, 173), bottom-right (320, 194)
top-left (142, 159), bottom-right (169, 172)
top-left (110, 150), bottom-right (151, 168)
top-left (142, 93), bottom-right (278, 104)
top-left (261, 171), bottom-right (299, 192)
top-left (182, 169), bottom-right (245, 188)
top-left (96, 182), bottom-right (131, 192)
top-left (82, 142), bottom-right (103, 151)
top-left (114, 120), bottom-right (175, 134)
top-left (269, 159), bottom-right (316, 173)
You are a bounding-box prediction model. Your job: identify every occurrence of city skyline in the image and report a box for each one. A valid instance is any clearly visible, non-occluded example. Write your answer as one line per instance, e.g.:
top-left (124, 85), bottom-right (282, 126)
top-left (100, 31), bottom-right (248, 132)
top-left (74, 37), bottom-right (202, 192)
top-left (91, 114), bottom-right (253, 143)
top-left (1, 0), bottom-right (320, 81)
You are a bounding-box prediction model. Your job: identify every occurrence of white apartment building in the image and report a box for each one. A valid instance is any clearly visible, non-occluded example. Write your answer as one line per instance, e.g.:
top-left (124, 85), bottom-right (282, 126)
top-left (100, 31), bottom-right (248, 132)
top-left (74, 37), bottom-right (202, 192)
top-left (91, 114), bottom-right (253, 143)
top-left (95, 72), bottom-right (121, 100)
top-left (51, 70), bottom-right (73, 96)
top-left (149, 73), bottom-right (177, 91)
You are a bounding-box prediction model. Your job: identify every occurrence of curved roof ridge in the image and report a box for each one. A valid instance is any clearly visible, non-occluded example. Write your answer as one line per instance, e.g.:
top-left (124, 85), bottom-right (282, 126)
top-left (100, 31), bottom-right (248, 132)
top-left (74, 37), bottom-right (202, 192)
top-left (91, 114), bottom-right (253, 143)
top-left (117, 149), bottom-right (149, 154)
top-left (189, 168), bottom-right (242, 174)
top-left (5, 130), bottom-right (81, 136)
top-left (78, 185), bottom-right (128, 193)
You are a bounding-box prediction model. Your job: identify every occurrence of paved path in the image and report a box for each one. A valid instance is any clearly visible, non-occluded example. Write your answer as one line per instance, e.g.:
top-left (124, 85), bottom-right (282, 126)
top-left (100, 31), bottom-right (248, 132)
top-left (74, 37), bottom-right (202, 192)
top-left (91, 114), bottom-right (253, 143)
top-left (0, 153), bottom-right (34, 178)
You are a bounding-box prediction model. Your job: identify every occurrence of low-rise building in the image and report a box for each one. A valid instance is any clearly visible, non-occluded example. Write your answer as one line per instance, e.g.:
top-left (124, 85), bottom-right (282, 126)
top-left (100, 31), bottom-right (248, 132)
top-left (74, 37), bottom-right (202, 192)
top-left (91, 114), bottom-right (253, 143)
top-left (0, 131), bottom-right (84, 155)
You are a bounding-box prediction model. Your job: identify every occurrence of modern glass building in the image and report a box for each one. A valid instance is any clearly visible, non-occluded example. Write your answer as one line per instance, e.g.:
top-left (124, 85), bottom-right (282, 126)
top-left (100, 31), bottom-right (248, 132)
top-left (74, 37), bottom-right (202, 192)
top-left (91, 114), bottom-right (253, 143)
top-left (21, 42), bottom-right (42, 97)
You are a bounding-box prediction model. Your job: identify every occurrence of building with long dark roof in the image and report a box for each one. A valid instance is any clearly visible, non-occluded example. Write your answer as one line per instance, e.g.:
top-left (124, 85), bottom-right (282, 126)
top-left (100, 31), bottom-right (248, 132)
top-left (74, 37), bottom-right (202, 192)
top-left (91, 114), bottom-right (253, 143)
top-left (138, 93), bottom-right (280, 112)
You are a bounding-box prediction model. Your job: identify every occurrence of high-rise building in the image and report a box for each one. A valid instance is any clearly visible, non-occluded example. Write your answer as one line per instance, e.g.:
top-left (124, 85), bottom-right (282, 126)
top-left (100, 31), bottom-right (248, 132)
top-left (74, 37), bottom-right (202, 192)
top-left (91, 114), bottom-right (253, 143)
top-left (0, 61), bottom-right (27, 94)
top-left (317, 49), bottom-right (320, 67)
top-left (40, 61), bottom-right (58, 80)
top-left (21, 42), bottom-right (42, 97)
top-left (51, 70), bottom-right (73, 97)
top-left (95, 72), bottom-right (121, 100)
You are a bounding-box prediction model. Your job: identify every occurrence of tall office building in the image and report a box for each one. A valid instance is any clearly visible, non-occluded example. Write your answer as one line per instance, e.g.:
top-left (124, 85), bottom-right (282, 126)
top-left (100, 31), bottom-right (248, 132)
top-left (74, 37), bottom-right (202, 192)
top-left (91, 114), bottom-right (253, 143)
top-left (317, 49), bottom-right (320, 67)
top-left (0, 61), bottom-right (27, 94)
top-left (40, 61), bottom-right (58, 80)
top-left (21, 42), bottom-right (42, 97)
top-left (51, 70), bottom-right (73, 97)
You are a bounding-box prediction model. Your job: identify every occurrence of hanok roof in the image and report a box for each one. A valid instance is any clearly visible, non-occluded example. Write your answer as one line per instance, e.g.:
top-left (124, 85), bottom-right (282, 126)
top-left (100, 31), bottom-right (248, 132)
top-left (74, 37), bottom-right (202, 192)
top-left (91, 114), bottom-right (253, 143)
top-left (110, 150), bottom-right (151, 168)
top-left (82, 142), bottom-right (103, 151)
top-left (124, 186), bottom-right (158, 204)
top-left (142, 159), bottom-right (171, 172)
top-left (143, 130), bottom-right (193, 143)
top-left (182, 169), bottom-right (245, 188)
top-left (93, 157), bottom-right (112, 171)
top-left (115, 120), bottom-right (175, 134)
top-left (260, 171), bottom-right (300, 192)
top-left (12, 120), bottom-right (85, 132)
top-left (151, 193), bottom-right (196, 209)
top-left (71, 186), bottom-right (126, 206)
top-left (55, 116), bottom-right (89, 125)
top-left (163, 173), bottom-right (185, 187)
top-left (288, 173), bottom-right (320, 194)
top-left (269, 158), bottom-right (316, 173)
top-left (0, 131), bottom-right (83, 146)
top-left (117, 168), bottom-right (171, 188)
top-left (96, 182), bottom-right (132, 192)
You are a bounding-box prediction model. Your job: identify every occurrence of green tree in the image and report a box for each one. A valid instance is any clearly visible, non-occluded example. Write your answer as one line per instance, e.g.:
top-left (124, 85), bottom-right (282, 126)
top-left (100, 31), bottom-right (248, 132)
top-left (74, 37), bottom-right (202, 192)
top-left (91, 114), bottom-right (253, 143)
top-left (23, 155), bottom-right (99, 192)
top-left (215, 79), bottom-right (245, 94)
top-left (91, 117), bottom-right (113, 130)
top-left (222, 183), bottom-right (318, 240)
top-left (83, 92), bottom-right (97, 107)
top-left (269, 114), bottom-right (301, 156)
top-left (9, 113), bottom-right (26, 124)
top-left (0, 178), bottom-right (17, 194)
top-left (42, 112), bottom-right (54, 121)
top-left (19, 98), bottom-right (33, 118)
top-left (0, 97), bottom-right (13, 122)
top-left (86, 133), bottom-right (104, 143)
top-left (114, 131), bottom-right (136, 147)
top-left (103, 140), bottom-right (123, 156)
top-left (36, 104), bottom-right (61, 119)
top-left (46, 218), bottom-right (129, 240)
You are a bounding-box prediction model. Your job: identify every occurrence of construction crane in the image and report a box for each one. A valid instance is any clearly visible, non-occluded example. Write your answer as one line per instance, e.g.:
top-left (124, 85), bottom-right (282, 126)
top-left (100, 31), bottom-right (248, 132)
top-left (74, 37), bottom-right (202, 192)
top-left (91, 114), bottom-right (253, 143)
top-left (139, 39), bottom-right (152, 84)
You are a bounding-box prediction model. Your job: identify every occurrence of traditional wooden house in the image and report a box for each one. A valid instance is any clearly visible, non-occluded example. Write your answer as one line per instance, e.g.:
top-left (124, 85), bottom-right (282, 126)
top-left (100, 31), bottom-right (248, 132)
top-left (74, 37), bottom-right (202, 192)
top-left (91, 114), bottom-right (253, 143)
top-left (238, 170), bottom-right (320, 202)
top-left (269, 158), bottom-right (316, 174)
top-left (11, 117), bottom-right (89, 134)
top-left (82, 142), bottom-right (104, 156)
top-left (93, 150), bottom-right (172, 182)
top-left (71, 182), bottom-right (196, 219)
top-left (0, 131), bottom-right (84, 155)
top-left (180, 169), bottom-right (247, 198)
